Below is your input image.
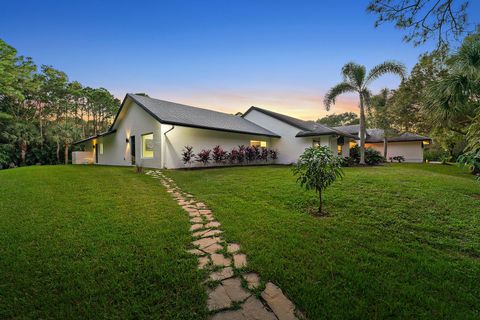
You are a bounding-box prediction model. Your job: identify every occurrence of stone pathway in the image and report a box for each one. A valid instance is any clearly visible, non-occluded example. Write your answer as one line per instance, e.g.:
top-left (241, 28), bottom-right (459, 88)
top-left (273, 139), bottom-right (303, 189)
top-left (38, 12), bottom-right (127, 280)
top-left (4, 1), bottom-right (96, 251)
top-left (146, 170), bottom-right (302, 320)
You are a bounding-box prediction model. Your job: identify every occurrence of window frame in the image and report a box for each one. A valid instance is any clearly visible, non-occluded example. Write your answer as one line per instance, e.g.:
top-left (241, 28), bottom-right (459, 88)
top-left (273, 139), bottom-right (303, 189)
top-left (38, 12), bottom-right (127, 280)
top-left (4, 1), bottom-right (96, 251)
top-left (141, 132), bottom-right (154, 159)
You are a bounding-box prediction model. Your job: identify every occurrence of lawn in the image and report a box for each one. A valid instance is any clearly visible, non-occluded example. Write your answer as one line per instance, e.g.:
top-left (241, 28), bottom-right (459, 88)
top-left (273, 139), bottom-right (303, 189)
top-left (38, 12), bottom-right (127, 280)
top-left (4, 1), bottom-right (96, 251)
top-left (165, 164), bottom-right (480, 319)
top-left (0, 165), bottom-right (207, 319)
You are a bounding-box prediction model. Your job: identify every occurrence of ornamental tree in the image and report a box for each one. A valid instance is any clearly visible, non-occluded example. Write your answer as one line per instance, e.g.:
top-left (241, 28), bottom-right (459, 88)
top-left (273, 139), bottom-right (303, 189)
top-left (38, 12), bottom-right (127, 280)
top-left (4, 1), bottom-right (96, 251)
top-left (292, 146), bottom-right (344, 214)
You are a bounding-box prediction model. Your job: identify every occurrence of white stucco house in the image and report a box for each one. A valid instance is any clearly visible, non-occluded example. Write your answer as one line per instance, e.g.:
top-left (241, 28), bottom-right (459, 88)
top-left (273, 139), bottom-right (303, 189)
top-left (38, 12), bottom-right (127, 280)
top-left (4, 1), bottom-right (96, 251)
top-left (73, 94), bottom-right (430, 168)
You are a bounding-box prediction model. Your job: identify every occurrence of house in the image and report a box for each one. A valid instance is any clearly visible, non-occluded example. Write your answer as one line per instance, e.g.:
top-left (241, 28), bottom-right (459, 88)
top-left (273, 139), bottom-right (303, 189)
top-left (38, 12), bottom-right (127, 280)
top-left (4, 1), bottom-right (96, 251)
top-left (333, 125), bottom-right (430, 163)
top-left (73, 94), bottom-right (428, 168)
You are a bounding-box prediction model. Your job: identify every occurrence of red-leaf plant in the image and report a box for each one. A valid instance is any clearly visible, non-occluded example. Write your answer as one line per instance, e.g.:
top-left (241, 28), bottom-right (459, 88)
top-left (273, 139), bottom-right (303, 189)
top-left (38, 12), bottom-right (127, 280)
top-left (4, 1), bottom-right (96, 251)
top-left (196, 149), bottom-right (211, 165)
top-left (181, 146), bottom-right (194, 165)
top-left (212, 145), bottom-right (227, 163)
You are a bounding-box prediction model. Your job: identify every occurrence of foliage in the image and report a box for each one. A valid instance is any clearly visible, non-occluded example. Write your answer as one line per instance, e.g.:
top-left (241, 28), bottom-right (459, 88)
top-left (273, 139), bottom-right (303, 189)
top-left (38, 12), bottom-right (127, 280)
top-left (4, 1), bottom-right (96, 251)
top-left (457, 149), bottom-right (480, 176)
top-left (292, 146), bottom-right (344, 214)
top-left (424, 147), bottom-right (450, 161)
top-left (212, 145), bottom-right (227, 163)
top-left (195, 149), bottom-right (211, 165)
top-left (367, 0), bottom-right (472, 47)
top-left (324, 61), bottom-right (405, 164)
top-left (349, 145), bottom-right (385, 165)
top-left (269, 149), bottom-right (278, 160)
top-left (0, 38), bottom-right (120, 169)
top-left (181, 146), bottom-right (194, 165)
top-left (389, 155), bottom-right (405, 163)
top-left (316, 112), bottom-right (359, 127)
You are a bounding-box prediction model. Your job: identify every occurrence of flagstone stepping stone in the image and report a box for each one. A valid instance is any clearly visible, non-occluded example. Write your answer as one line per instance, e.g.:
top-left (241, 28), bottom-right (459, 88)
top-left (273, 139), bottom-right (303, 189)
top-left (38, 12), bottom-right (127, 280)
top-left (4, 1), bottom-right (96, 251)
top-left (207, 285), bottom-right (232, 311)
top-left (187, 248), bottom-right (205, 256)
top-left (233, 254), bottom-right (247, 268)
top-left (222, 278), bottom-right (251, 302)
top-left (190, 217), bottom-right (203, 223)
top-left (206, 221), bottom-right (221, 228)
top-left (189, 212), bottom-right (201, 218)
top-left (196, 202), bottom-right (206, 208)
top-left (209, 267), bottom-right (234, 281)
top-left (190, 224), bottom-right (204, 232)
top-left (241, 296), bottom-right (277, 320)
top-left (201, 229), bottom-right (223, 238)
top-left (210, 309), bottom-right (246, 320)
top-left (192, 229), bottom-right (210, 237)
top-left (243, 273), bottom-right (260, 289)
top-left (261, 282), bottom-right (297, 320)
top-left (203, 215), bottom-right (215, 221)
top-left (211, 253), bottom-right (232, 267)
top-left (192, 237), bottom-right (220, 249)
top-left (198, 256), bottom-right (210, 269)
top-left (199, 209), bottom-right (212, 214)
top-left (227, 243), bottom-right (240, 253)
top-left (203, 243), bottom-right (223, 254)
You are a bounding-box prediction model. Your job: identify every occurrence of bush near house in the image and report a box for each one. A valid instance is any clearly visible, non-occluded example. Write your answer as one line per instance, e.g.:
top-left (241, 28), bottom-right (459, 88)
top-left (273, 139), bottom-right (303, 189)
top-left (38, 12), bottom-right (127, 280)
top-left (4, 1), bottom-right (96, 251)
top-left (348, 145), bottom-right (385, 166)
top-left (182, 145), bottom-right (279, 167)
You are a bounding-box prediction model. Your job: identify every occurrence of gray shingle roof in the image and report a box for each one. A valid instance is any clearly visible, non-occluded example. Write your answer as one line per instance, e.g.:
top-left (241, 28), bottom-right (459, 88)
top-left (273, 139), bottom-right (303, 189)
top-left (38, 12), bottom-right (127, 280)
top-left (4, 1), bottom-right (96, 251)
top-left (115, 94), bottom-right (280, 137)
top-left (333, 125), bottom-right (430, 142)
top-left (243, 107), bottom-right (357, 138)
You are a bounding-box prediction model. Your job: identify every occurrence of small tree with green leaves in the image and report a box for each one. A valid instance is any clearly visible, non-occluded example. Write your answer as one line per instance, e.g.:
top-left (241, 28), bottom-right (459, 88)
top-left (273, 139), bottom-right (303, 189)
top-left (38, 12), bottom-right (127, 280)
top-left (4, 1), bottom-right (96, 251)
top-left (292, 146), bottom-right (344, 215)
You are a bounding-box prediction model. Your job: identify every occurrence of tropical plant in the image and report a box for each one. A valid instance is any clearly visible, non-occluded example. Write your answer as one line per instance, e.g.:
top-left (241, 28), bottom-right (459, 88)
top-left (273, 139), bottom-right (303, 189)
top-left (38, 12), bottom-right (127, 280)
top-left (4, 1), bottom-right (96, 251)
top-left (316, 112), bottom-right (359, 127)
top-left (324, 61), bottom-right (405, 164)
top-left (1, 122), bottom-right (40, 165)
top-left (212, 145), bottom-right (227, 163)
top-left (458, 150), bottom-right (480, 177)
top-left (292, 146), bottom-right (344, 214)
top-left (196, 149), bottom-right (211, 165)
top-left (260, 147), bottom-right (269, 162)
top-left (390, 155), bottom-right (405, 163)
top-left (349, 145), bottom-right (385, 165)
top-left (237, 145), bottom-right (246, 164)
top-left (269, 149), bottom-right (278, 161)
top-left (181, 146), bottom-right (194, 165)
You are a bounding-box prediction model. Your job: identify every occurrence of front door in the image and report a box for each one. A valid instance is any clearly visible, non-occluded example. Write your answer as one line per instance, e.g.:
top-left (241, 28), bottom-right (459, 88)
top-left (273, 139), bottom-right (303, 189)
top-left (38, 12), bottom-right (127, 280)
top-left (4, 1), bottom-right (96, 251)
top-left (95, 144), bottom-right (99, 163)
top-left (130, 136), bottom-right (136, 165)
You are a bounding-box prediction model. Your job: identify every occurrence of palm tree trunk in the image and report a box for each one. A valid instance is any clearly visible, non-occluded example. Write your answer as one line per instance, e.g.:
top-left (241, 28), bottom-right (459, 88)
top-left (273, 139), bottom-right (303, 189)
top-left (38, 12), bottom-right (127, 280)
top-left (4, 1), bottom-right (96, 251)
top-left (359, 94), bottom-right (366, 165)
top-left (383, 137), bottom-right (388, 158)
top-left (64, 144), bottom-right (69, 165)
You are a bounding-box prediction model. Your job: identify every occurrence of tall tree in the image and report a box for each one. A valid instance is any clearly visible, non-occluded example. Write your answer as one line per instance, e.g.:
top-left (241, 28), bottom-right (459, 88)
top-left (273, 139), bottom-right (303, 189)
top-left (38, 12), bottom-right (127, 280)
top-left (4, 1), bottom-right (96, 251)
top-left (367, 0), bottom-right (475, 48)
top-left (316, 112), bottom-right (359, 127)
top-left (2, 122), bottom-right (40, 165)
top-left (324, 61), bottom-right (406, 164)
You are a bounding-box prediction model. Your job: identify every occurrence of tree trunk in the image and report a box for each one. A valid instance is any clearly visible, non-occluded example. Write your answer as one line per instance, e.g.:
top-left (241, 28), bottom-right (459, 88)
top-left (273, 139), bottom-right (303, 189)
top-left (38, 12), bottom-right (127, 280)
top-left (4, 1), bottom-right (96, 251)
top-left (383, 137), bottom-right (388, 158)
top-left (64, 144), bottom-right (69, 165)
top-left (56, 141), bottom-right (60, 163)
top-left (318, 189), bottom-right (323, 214)
top-left (359, 94), bottom-right (366, 165)
top-left (20, 141), bottom-right (27, 165)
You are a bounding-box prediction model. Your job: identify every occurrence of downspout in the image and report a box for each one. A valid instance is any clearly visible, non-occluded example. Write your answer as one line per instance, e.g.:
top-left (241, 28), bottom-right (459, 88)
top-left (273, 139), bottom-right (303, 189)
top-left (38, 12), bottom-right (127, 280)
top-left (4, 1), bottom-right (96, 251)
top-left (162, 125), bottom-right (175, 168)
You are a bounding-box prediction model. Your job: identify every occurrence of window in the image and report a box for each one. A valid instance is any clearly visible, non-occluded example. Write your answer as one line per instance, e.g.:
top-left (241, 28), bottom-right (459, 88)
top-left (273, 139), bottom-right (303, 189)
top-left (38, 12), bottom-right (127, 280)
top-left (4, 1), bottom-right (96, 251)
top-left (313, 140), bottom-right (321, 147)
top-left (141, 133), bottom-right (154, 158)
top-left (337, 145), bottom-right (342, 155)
top-left (250, 140), bottom-right (267, 147)
top-left (99, 143), bottom-right (104, 155)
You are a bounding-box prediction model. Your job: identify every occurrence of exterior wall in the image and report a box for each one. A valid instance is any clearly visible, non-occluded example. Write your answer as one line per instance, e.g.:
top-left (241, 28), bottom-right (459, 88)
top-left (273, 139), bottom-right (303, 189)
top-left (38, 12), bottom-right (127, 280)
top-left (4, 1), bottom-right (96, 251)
top-left (83, 100), bottom-right (162, 168)
top-left (72, 151), bottom-right (93, 164)
top-left (162, 125), bottom-right (276, 169)
top-left (366, 141), bottom-right (424, 163)
top-left (244, 109), bottom-right (336, 164)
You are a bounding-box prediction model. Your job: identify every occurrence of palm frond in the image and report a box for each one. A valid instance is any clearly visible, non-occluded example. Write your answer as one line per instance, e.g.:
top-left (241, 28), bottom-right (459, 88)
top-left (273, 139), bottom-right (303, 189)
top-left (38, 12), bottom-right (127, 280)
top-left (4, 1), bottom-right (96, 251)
top-left (365, 61), bottom-right (406, 86)
top-left (323, 82), bottom-right (356, 111)
top-left (341, 62), bottom-right (366, 88)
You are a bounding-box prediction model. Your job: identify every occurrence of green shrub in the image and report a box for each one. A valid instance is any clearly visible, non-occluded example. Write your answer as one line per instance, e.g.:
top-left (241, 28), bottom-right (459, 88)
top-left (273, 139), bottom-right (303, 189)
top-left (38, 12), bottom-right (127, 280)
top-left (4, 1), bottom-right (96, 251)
top-left (348, 145), bottom-right (385, 166)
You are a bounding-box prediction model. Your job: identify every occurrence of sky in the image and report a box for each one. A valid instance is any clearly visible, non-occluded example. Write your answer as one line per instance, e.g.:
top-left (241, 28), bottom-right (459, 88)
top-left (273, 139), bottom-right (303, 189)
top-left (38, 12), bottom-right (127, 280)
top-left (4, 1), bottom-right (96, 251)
top-left (1, 0), bottom-right (477, 120)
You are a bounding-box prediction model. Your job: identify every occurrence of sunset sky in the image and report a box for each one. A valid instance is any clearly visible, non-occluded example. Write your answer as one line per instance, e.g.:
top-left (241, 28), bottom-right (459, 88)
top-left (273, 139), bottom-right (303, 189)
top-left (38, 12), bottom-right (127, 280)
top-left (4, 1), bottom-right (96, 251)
top-left (2, 1), bottom-right (477, 120)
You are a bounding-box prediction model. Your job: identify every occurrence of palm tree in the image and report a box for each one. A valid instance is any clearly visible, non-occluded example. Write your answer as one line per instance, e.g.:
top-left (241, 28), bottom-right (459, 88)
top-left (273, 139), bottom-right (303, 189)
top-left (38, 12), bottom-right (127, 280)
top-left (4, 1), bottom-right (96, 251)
top-left (324, 61), bottom-right (406, 164)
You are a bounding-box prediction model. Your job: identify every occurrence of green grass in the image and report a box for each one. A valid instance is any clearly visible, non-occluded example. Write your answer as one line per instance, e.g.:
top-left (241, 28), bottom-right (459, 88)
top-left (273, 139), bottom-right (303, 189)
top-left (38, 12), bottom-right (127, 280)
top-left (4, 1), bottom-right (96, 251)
top-left (166, 163), bottom-right (480, 319)
top-left (0, 165), bottom-right (207, 319)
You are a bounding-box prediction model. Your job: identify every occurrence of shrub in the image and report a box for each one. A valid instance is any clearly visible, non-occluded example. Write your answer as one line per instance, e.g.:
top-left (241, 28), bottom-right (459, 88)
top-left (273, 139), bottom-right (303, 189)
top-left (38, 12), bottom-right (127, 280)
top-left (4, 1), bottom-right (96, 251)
top-left (181, 146), bottom-right (194, 165)
top-left (390, 155), bottom-right (405, 163)
top-left (260, 147), bottom-right (269, 162)
top-left (196, 149), bottom-right (211, 165)
top-left (458, 150), bottom-right (480, 177)
top-left (212, 145), bottom-right (227, 163)
top-left (245, 146), bottom-right (256, 163)
top-left (292, 146), bottom-right (344, 214)
top-left (237, 145), bottom-right (246, 164)
top-left (228, 148), bottom-right (239, 164)
top-left (424, 148), bottom-right (449, 162)
top-left (269, 149), bottom-right (278, 161)
top-left (349, 145), bottom-right (384, 165)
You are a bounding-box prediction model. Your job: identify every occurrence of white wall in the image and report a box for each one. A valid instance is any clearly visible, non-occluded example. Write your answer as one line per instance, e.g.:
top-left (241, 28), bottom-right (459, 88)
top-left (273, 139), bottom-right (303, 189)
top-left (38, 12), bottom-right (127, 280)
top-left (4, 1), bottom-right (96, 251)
top-left (162, 125), bottom-right (276, 169)
top-left (243, 109), bottom-right (335, 164)
top-left (84, 100), bottom-right (162, 168)
top-left (366, 141), bottom-right (424, 163)
top-left (72, 151), bottom-right (93, 164)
